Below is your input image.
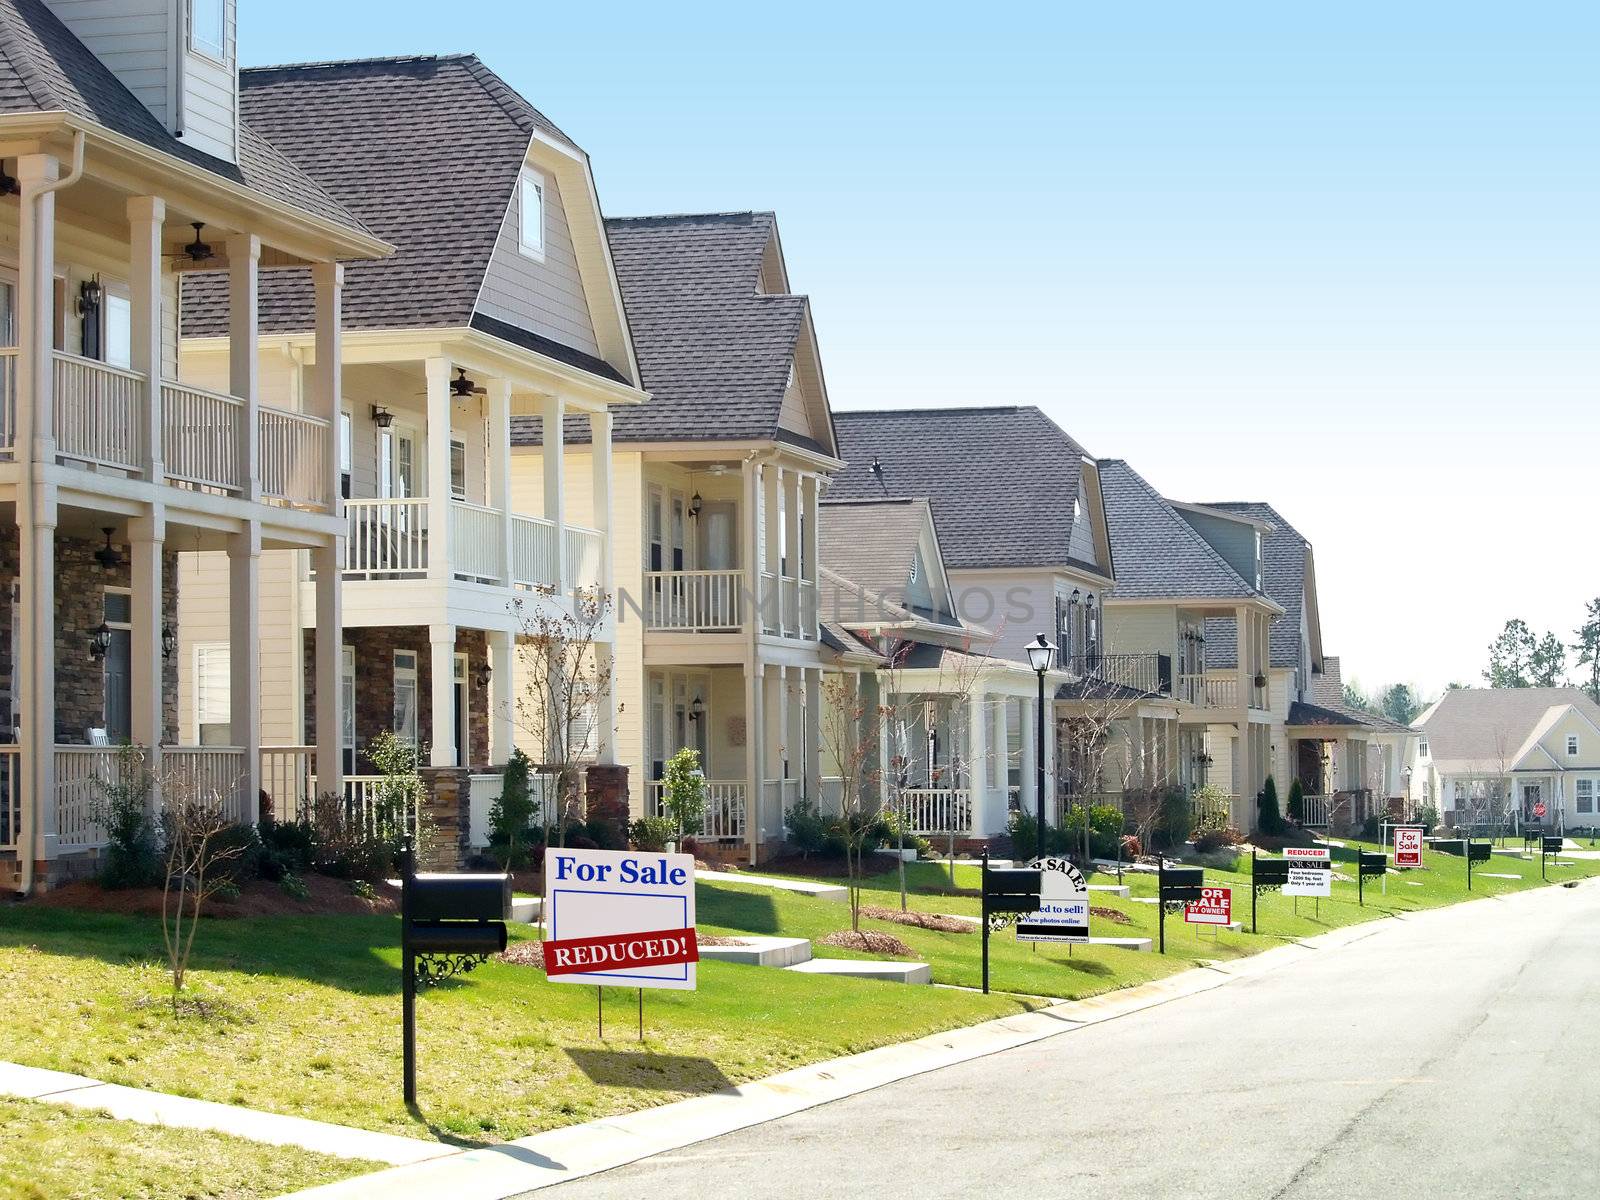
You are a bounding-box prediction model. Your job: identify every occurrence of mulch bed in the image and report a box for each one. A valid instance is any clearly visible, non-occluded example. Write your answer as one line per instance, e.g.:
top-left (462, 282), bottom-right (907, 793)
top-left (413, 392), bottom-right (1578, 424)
top-left (818, 930), bottom-right (915, 957)
top-left (31, 874), bottom-right (397, 918)
top-left (858, 904), bottom-right (975, 933)
top-left (1090, 905), bottom-right (1133, 925)
top-left (498, 932), bottom-right (747, 972)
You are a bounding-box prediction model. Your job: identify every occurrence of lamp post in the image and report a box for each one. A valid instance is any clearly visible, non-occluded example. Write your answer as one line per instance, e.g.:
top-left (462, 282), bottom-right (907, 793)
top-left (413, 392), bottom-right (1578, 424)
top-left (1025, 634), bottom-right (1057, 852)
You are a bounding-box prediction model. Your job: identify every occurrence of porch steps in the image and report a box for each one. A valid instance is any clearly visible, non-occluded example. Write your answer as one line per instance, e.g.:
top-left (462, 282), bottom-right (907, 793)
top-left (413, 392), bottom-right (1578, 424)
top-left (785, 958), bottom-right (932, 985)
top-left (510, 896), bottom-right (542, 924)
top-left (697, 870), bottom-right (848, 903)
top-left (698, 936), bottom-right (813, 968)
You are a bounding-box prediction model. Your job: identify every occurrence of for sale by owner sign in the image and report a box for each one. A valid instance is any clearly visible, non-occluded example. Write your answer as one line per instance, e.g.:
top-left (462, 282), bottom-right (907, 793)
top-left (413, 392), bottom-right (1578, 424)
top-left (1185, 886), bottom-right (1232, 926)
top-left (1393, 826), bottom-right (1424, 869)
top-left (543, 848), bottom-right (698, 990)
top-left (1282, 846), bottom-right (1332, 897)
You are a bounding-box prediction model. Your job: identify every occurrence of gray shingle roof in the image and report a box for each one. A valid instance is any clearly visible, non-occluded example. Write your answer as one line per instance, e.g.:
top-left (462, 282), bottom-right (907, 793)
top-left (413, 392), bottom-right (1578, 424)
top-left (0, 0), bottom-right (369, 237)
top-left (1287, 700), bottom-right (1366, 728)
top-left (1418, 688), bottom-right (1600, 772)
top-left (1099, 460), bottom-right (1259, 601)
top-left (182, 54), bottom-right (581, 349)
top-left (827, 407), bottom-right (1096, 573)
top-left (817, 499), bottom-right (929, 611)
top-left (1199, 501), bottom-right (1306, 669)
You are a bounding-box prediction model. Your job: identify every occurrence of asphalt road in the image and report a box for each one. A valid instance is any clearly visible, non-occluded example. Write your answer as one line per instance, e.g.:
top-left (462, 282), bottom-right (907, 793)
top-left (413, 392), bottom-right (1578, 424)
top-left (537, 880), bottom-right (1600, 1199)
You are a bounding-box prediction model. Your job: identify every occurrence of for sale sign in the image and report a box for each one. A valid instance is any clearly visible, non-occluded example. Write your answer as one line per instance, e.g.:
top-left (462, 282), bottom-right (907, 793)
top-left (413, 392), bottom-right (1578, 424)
top-left (543, 849), bottom-right (698, 990)
top-left (1185, 886), bottom-right (1232, 926)
top-left (1017, 856), bottom-right (1090, 943)
top-left (1283, 846), bottom-right (1332, 897)
top-left (1394, 826), bottom-right (1424, 869)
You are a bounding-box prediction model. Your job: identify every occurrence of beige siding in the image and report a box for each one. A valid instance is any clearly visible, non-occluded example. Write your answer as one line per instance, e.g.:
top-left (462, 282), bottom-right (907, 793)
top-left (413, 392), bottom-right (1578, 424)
top-left (476, 168), bottom-right (600, 357)
top-left (179, 1), bottom-right (237, 163)
top-left (776, 373), bottom-right (812, 442)
top-left (43, 1), bottom-right (172, 125)
top-left (1104, 605), bottom-right (1175, 658)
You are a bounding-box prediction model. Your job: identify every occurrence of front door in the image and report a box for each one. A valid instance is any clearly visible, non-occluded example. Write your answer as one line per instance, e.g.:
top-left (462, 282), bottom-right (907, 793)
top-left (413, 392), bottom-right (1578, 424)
top-left (1522, 782), bottom-right (1544, 824)
top-left (102, 590), bottom-right (132, 742)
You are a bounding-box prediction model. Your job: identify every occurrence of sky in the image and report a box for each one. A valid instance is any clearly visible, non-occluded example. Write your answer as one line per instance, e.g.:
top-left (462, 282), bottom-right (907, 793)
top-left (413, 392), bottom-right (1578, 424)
top-left (242, 2), bottom-right (1600, 699)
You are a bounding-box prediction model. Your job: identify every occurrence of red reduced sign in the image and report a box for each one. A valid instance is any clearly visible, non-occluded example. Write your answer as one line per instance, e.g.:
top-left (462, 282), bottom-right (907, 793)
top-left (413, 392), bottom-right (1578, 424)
top-left (1185, 886), bottom-right (1232, 926)
top-left (543, 928), bottom-right (699, 973)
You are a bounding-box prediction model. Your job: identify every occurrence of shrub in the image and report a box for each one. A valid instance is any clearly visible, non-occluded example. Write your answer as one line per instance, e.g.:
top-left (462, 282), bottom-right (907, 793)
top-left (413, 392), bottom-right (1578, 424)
top-left (1416, 803), bottom-right (1440, 833)
top-left (305, 791), bottom-right (402, 881)
top-left (661, 748), bottom-right (707, 839)
top-left (1286, 778), bottom-right (1306, 824)
top-left (785, 799), bottom-right (833, 857)
top-left (278, 872), bottom-right (310, 901)
top-left (207, 823), bottom-right (262, 885)
top-left (1155, 786), bottom-right (1192, 849)
top-left (349, 878), bottom-right (377, 901)
top-left (584, 815), bottom-right (624, 850)
top-left (630, 816), bottom-right (677, 852)
top-left (1008, 808), bottom-right (1039, 861)
top-left (90, 746), bottom-right (161, 889)
top-left (1257, 776), bottom-right (1284, 835)
top-left (1194, 824), bottom-right (1244, 854)
top-left (488, 749), bottom-right (539, 870)
top-left (1120, 832), bottom-right (1143, 859)
top-left (256, 815), bottom-right (313, 881)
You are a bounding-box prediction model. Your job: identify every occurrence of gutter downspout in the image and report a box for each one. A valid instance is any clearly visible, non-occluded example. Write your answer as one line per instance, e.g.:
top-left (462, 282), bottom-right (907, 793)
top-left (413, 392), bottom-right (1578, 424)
top-left (17, 130), bottom-right (83, 898)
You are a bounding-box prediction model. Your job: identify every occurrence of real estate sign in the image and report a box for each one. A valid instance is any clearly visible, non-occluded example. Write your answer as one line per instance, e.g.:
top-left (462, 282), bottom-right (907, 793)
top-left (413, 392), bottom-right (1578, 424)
top-left (1017, 856), bottom-right (1090, 943)
top-left (1185, 886), bottom-right (1233, 926)
top-left (1282, 846), bottom-right (1332, 897)
top-left (1393, 826), bottom-right (1424, 869)
top-left (543, 849), bottom-right (698, 990)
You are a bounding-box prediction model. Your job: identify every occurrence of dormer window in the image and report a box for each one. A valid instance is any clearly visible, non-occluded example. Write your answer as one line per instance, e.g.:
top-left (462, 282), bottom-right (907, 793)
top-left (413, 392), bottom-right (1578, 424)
top-left (518, 169), bottom-right (546, 260)
top-left (908, 550), bottom-right (921, 587)
top-left (190, 0), bottom-right (226, 61)
top-left (1568, 734), bottom-right (1580, 757)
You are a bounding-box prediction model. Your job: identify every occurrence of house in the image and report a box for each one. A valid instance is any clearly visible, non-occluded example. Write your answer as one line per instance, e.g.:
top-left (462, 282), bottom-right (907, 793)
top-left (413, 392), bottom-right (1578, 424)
top-left (1411, 687), bottom-right (1600, 831)
top-left (511, 212), bottom-right (837, 864)
top-left (826, 406), bottom-right (1120, 838)
top-left (175, 54), bottom-right (645, 853)
top-left (0, 0), bottom-right (390, 892)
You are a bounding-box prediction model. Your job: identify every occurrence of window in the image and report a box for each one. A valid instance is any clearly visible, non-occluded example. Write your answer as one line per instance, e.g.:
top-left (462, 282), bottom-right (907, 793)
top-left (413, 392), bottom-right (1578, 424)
top-left (1419, 739), bottom-right (1428, 758)
top-left (1578, 779), bottom-right (1594, 815)
top-left (1567, 734), bottom-right (1580, 757)
top-left (101, 590), bottom-right (131, 741)
top-left (103, 288), bottom-right (131, 368)
top-left (338, 413), bottom-right (352, 499)
top-left (518, 169), bottom-right (546, 259)
top-left (189, 0), bottom-right (226, 60)
top-left (195, 643), bottom-right (231, 745)
top-left (450, 438), bottom-right (467, 501)
top-left (393, 651), bottom-right (419, 749)
top-left (341, 646), bottom-right (356, 774)
top-left (908, 549), bottom-right (921, 587)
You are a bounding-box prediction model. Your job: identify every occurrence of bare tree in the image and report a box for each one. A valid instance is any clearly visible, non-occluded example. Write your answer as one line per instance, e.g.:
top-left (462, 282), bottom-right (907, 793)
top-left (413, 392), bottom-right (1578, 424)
top-left (159, 771), bottom-right (246, 1016)
top-left (1055, 676), bottom-right (1145, 864)
top-left (512, 586), bottom-right (616, 846)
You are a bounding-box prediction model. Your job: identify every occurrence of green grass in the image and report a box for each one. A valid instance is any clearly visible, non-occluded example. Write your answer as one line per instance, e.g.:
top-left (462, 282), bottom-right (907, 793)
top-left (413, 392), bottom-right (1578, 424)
top-left (0, 905), bottom-right (1035, 1146)
top-left (0, 1095), bottom-right (377, 1200)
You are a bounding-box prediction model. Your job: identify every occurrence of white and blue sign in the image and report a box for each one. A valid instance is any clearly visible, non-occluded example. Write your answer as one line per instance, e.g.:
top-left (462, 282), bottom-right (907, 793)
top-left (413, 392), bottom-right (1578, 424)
top-left (1017, 856), bottom-right (1090, 943)
top-left (544, 848), bottom-right (698, 991)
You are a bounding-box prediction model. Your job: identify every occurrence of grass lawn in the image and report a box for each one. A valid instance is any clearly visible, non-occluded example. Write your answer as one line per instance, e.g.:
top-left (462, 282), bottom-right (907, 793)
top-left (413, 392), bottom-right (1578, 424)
top-left (0, 1095), bottom-right (376, 1200)
top-left (0, 905), bottom-right (1036, 1146)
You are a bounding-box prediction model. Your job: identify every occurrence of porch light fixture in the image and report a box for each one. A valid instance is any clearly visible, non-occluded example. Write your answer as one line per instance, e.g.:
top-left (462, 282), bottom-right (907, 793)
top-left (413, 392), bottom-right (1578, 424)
top-left (77, 275), bottom-right (103, 317)
top-left (93, 528), bottom-right (123, 571)
top-left (88, 621), bottom-right (112, 662)
top-left (688, 695), bottom-right (705, 723)
top-left (1070, 588), bottom-right (1081, 605)
top-left (370, 405), bottom-right (394, 429)
top-left (161, 621), bottom-right (177, 660)
top-left (1026, 633), bottom-right (1057, 846)
top-left (688, 492), bottom-right (703, 521)
top-left (474, 660), bottom-right (492, 688)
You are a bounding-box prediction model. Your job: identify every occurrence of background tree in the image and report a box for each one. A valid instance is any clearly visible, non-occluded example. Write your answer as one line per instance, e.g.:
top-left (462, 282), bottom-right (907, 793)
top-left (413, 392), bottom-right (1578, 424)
top-left (1378, 682), bottom-right (1420, 726)
top-left (1483, 618), bottom-right (1554, 687)
top-left (1342, 682), bottom-right (1375, 713)
top-left (1574, 598), bottom-right (1600, 704)
top-left (1530, 632), bottom-right (1567, 687)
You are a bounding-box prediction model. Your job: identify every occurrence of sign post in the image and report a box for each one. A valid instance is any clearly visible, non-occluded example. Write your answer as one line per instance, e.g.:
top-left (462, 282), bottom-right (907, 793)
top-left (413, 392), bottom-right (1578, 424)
top-left (1250, 848), bottom-right (1289, 933)
top-left (1541, 835), bottom-right (1564, 880)
top-left (1157, 861), bottom-right (1204, 954)
top-left (1465, 838), bottom-right (1491, 890)
top-left (979, 851), bottom-right (1040, 993)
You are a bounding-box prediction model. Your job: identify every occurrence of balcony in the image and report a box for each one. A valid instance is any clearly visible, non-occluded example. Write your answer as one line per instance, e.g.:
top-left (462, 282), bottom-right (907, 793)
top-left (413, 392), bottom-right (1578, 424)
top-left (641, 569), bottom-right (817, 639)
top-left (1065, 653), bottom-right (1174, 697)
top-left (0, 350), bottom-right (329, 511)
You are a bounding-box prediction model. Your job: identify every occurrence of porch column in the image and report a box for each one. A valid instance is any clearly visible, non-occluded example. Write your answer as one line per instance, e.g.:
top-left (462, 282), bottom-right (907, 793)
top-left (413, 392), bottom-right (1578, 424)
top-left (16, 489), bottom-right (58, 879)
top-left (762, 466), bottom-right (782, 631)
top-left (1042, 704), bottom-right (1058, 827)
top-left (539, 394), bottom-right (567, 591)
top-left (487, 628), bottom-right (515, 765)
top-left (744, 659), bottom-right (765, 864)
top-left (1019, 694), bottom-right (1037, 816)
top-left (588, 410), bottom-right (614, 594)
top-left (424, 357), bottom-right (452, 582)
top-left (874, 676), bottom-right (893, 812)
top-left (801, 474), bottom-right (820, 637)
top-left (803, 667), bottom-right (822, 804)
top-left (15, 154), bottom-right (57, 466)
top-left (782, 470), bottom-right (800, 635)
top-left (968, 691), bottom-right (989, 837)
top-left (128, 512), bottom-right (164, 763)
top-left (488, 378), bottom-right (513, 586)
top-left (1234, 604), bottom-right (1250, 714)
top-left (127, 197), bottom-right (165, 481)
top-left (429, 624), bottom-right (457, 767)
top-left (743, 460), bottom-right (763, 632)
top-left (227, 234), bottom-right (261, 502)
top-left (593, 642), bottom-right (616, 763)
top-left (311, 264), bottom-right (345, 799)
top-left (991, 696), bottom-right (1008, 808)
top-left (228, 526), bottom-right (262, 820)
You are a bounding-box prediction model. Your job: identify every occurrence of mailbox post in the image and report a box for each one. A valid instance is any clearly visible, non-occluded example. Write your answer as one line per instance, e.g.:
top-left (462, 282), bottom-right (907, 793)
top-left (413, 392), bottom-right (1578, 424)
top-left (1250, 848), bottom-right (1290, 933)
top-left (1541, 835), bottom-right (1564, 880)
top-left (1157, 861), bottom-right (1204, 954)
top-left (399, 841), bottom-right (511, 1104)
top-left (1356, 850), bottom-right (1387, 907)
top-left (979, 851), bottom-right (1041, 994)
top-left (1465, 838), bottom-right (1491, 891)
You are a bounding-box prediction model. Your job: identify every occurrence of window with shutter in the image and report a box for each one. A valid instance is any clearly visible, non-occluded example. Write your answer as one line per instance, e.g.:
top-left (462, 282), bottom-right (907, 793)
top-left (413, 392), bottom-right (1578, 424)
top-left (195, 643), bottom-right (231, 745)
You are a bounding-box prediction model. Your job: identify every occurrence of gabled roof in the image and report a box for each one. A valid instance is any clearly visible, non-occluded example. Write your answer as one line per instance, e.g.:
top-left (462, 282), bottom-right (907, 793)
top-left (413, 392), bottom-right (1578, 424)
top-left (1287, 700), bottom-right (1367, 728)
top-left (1199, 500), bottom-right (1309, 669)
top-left (1418, 687), bottom-right (1600, 774)
top-left (818, 498), bottom-right (958, 626)
top-left (180, 54), bottom-right (600, 360)
top-left (0, 0), bottom-right (369, 237)
top-left (1300, 654), bottom-right (1416, 735)
top-left (827, 407), bottom-right (1101, 574)
top-left (1098, 460), bottom-right (1261, 601)
top-left (567, 212), bottom-right (823, 448)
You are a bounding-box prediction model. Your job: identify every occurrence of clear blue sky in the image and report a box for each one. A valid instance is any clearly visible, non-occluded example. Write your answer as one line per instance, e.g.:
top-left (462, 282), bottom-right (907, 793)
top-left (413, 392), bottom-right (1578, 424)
top-left (243, 2), bottom-right (1600, 697)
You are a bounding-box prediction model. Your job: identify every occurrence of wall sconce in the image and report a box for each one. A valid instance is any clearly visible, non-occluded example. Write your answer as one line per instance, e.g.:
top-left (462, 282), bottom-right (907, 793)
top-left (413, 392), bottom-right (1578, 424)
top-left (161, 621), bottom-right (177, 659)
top-left (0, 161), bottom-right (18, 197)
top-left (474, 660), bottom-right (492, 688)
top-left (688, 492), bottom-right (703, 520)
top-left (688, 695), bottom-right (705, 723)
top-left (89, 621), bottom-right (112, 662)
top-left (370, 405), bottom-right (395, 429)
top-left (77, 275), bottom-right (104, 317)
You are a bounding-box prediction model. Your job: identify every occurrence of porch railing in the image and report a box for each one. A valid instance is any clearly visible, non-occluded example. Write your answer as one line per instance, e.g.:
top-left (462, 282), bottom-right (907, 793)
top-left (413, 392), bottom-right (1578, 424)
top-left (259, 406), bottom-right (329, 509)
top-left (161, 380), bottom-right (243, 492)
top-left (511, 513), bottom-right (559, 589)
top-left (1300, 793), bottom-right (1331, 828)
top-left (451, 500), bottom-right (505, 583)
top-left (644, 570), bottom-right (743, 631)
top-left (0, 746), bottom-right (19, 851)
top-left (647, 779), bottom-right (747, 840)
top-left (1176, 672), bottom-right (1207, 705)
top-left (53, 746), bottom-right (118, 849)
top-left (54, 351), bottom-right (144, 470)
top-left (163, 746), bottom-right (249, 823)
top-left (564, 524), bottom-right (603, 591)
top-left (261, 745), bottom-right (316, 819)
top-left (345, 498), bottom-right (429, 577)
top-left (820, 775), bottom-right (845, 814)
top-left (0, 347), bottom-right (17, 459)
top-left (1205, 676), bottom-right (1239, 708)
top-left (1065, 653), bottom-right (1173, 696)
top-left (898, 787), bottom-right (972, 836)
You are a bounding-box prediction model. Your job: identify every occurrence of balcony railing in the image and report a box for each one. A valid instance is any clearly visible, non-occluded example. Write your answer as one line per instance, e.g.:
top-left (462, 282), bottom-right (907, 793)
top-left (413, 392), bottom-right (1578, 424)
top-left (644, 570), bottom-right (743, 631)
top-left (565, 524), bottom-right (604, 591)
top-left (511, 513), bottom-right (559, 589)
top-left (54, 351), bottom-right (144, 470)
top-left (1065, 653), bottom-right (1173, 696)
top-left (259, 406), bottom-right (328, 509)
top-left (1206, 676), bottom-right (1239, 707)
top-left (897, 787), bottom-right (972, 836)
top-left (1176, 672), bottom-right (1207, 705)
top-left (451, 500), bottom-right (504, 583)
top-left (345, 498), bottom-right (429, 578)
top-left (343, 498), bottom-right (574, 592)
top-left (163, 380), bottom-right (243, 492)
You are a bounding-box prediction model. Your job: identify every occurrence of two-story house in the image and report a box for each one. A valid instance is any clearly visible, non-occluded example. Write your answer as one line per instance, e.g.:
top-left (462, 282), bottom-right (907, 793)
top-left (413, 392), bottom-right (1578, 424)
top-left (175, 54), bottom-right (644, 838)
top-left (511, 212), bottom-right (836, 864)
top-left (0, 0), bottom-right (390, 892)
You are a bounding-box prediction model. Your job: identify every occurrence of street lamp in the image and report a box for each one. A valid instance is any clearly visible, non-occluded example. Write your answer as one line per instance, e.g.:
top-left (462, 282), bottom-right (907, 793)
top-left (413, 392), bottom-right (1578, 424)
top-left (1025, 633), bottom-right (1057, 851)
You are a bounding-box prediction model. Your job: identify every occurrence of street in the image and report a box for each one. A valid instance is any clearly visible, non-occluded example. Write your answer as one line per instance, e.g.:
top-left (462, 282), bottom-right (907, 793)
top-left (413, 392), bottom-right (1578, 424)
top-left (538, 880), bottom-right (1600, 1199)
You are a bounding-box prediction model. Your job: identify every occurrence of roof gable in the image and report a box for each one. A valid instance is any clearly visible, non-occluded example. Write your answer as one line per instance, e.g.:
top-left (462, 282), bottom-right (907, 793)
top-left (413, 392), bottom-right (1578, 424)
top-left (1419, 688), bottom-right (1600, 772)
top-left (1098, 460), bottom-right (1259, 601)
top-left (819, 498), bottom-right (958, 627)
top-left (1200, 500), bottom-right (1310, 670)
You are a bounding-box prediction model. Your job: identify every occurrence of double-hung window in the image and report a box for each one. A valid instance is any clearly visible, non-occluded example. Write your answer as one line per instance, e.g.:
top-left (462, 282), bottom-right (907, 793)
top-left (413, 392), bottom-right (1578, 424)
top-left (1577, 778), bottom-right (1595, 815)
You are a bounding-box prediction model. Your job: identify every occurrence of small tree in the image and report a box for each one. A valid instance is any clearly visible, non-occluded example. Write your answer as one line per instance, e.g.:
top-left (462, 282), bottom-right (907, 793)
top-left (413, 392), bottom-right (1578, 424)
top-left (488, 748), bottom-right (537, 869)
top-left (90, 746), bottom-right (160, 889)
top-left (661, 747), bottom-right (707, 843)
top-left (159, 773), bottom-right (247, 1015)
top-left (1286, 778), bottom-right (1306, 824)
top-left (1257, 775), bottom-right (1284, 834)
top-left (366, 729), bottom-right (424, 850)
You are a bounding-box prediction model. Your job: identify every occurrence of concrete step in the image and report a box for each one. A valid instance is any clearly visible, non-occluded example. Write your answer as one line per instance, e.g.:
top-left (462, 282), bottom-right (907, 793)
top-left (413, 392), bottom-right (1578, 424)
top-left (785, 958), bottom-right (932, 984)
top-left (510, 896), bottom-right (542, 924)
top-left (1089, 884), bottom-right (1131, 898)
top-left (698, 870), bottom-right (848, 903)
top-left (1085, 936), bottom-right (1153, 952)
top-left (697, 936), bottom-right (813, 968)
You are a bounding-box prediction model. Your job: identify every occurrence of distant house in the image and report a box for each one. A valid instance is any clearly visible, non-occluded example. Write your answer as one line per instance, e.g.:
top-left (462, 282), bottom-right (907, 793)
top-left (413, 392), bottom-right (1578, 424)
top-left (1411, 688), bottom-right (1600, 830)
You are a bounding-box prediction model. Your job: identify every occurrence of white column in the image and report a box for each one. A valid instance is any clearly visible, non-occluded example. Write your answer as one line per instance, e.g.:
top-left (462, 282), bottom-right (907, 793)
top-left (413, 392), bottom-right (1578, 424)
top-left (875, 679), bottom-right (893, 812)
top-left (802, 475), bottom-right (820, 637)
top-left (1235, 604), bottom-right (1251, 713)
top-left (227, 234), bottom-right (261, 501)
top-left (17, 490), bottom-right (57, 875)
top-left (743, 461), bottom-right (763, 634)
top-left (593, 641), bottom-right (616, 763)
top-left (1042, 702), bottom-right (1057, 825)
top-left (229, 526), bottom-right (262, 819)
top-left (991, 695), bottom-right (1008, 801)
top-left (311, 263), bottom-right (345, 799)
top-left (782, 471), bottom-right (800, 635)
top-left (424, 357), bottom-right (452, 581)
top-left (588, 410), bottom-right (614, 594)
top-left (744, 660), bottom-right (765, 864)
top-left (429, 624), bottom-right (457, 767)
top-left (488, 378), bottom-right (513, 586)
top-left (128, 513), bottom-right (164, 759)
top-left (487, 628), bottom-right (515, 765)
top-left (1019, 694), bottom-right (1037, 816)
top-left (803, 667), bottom-right (822, 804)
top-left (127, 197), bottom-right (165, 481)
top-left (16, 154), bottom-right (57, 467)
top-left (762, 466), bottom-right (781, 632)
top-left (539, 393), bottom-right (567, 590)
top-left (968, 691), bottom-right (989, 837)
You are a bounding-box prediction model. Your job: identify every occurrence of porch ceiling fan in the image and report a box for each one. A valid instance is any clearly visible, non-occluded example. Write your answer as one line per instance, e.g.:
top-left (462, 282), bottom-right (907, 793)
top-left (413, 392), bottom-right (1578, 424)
top-left (164, 222), bottom-right (216, 265)
top-left (413, 367), bottom-right (488, 402)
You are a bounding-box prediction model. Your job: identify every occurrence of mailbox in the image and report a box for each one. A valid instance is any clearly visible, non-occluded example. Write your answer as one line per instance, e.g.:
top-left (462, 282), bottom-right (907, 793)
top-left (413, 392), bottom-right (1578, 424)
top-left (982, 866), bottom-right (1042, 915)
top-left (1542, 836), bottom-right (1564, 855)
top-left (1159, 865), bottom-right (1205, 904)
top-left (1466, 841), bottom-right (1492, 863)
top-left (1357, 851), bottom-right (1388, 877)
top-left (408, 921), bottom-right (509, 957)
top-left (411, 873), bottom-right (512, 923)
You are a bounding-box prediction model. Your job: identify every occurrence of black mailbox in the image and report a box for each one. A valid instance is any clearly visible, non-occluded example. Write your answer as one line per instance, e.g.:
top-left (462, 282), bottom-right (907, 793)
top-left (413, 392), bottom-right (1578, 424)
top-left (1252, 858), bottom-right (1291, 887)
top-left (1358, 851), bottom-right (1388, 877)
top-left (411, 873), bottom-right (512, 923)
top-left (983, 866), bottom-right (1042, 914)
top-left (1159, 865), bottom-right (1205, 903)
top-left (408, 921), bottom-right (509, 957)
top-left (1542, 836), bottom-right (1564, 855)
top-left (1467, 840), bottom-right (1492, 863)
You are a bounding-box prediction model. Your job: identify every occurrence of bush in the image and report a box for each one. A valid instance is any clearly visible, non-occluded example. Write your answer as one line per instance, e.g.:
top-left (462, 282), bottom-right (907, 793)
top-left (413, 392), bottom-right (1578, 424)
top-left (1416, 803), bottom-right (1439, 834)
top-left (661, 748), bottom-right (707, 839)
top-left (90, 747), bottom-right (160, 889)
top-left (1059, 803), bottom-right (1125, 859)
top-left (1155, 786), bottom-right (1192, 849)
top-left (1286, 778), bottom-right (1306, 824)
top-left (1257, 776), bottom-right (1284, 835)
top-left (584, 816), bottom-right (625, 851)
top-left (630, 816), bottom-right (677, 852)
top-left (488, 749), bottom-right (539, 870)
top-left (1193, 824), bottom-right (1244, 854)
top-left (1008, 809), bottom-right (1039, 861)
top-left (304, 792), bottom-right (403, 881)
top-left (256, 815), bottom-right (313, 881)
top-left (786, 799), bottom-right (833, 857)
top-left (207, 823), bottom-right (262, 885)
top-left (278, 872), bottom-right (309, 901)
